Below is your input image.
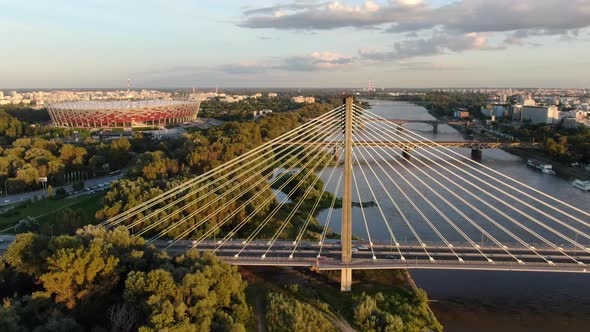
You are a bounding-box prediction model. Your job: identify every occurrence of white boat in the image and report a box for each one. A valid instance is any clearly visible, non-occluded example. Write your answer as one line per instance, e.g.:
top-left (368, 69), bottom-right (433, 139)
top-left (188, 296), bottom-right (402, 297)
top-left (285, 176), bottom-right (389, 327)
top-left (527, 159), bottom-right (555, 175)
top-left (572, 179), bottom-right (590, 191)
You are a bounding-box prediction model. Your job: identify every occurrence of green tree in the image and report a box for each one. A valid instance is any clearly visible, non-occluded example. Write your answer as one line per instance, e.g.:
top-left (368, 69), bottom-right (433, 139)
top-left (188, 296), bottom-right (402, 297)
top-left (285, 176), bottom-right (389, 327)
top-left (3, 232), bottom-right (49, 276)
top-left (39, 238), bottom-right (119, 309)
top-left (123, 250), bottom-right (250, 332)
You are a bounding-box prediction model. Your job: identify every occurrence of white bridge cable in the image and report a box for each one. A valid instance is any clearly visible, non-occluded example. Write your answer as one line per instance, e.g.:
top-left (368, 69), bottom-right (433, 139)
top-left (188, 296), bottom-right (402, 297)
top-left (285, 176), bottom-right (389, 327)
top-left (179, 148), bottom-right (325, 251)
top-left (360, 119), bottom-right (543, 263)
top-left (123, 112), bottom-right (343, 231)
top-left (318, 174), bottom-right (343, 257)
top-left (357, 108), bottom-right (590, 251)
top-left (349, 145), bottom-right (429, 260)
top-left (261, 143), bottom-right (343, 259)
top-left (358, 119), bottom-right (528, 264)
top-left (352, 150), bottom-right (421, 259)
top-left (111, 109), bottom-right (344, 230)
top-left (288, 148), bottom-right (344, 258)
top-left (348, 139), bottom-right (441, 261)
top-left (133, 116), bottom-right (344, 236)
top-left (361, 127), bottom-right (584, 267)
top-left (351, 127), bottom-right (467, 262)
top-left (351, 149), bottom-right (403, 258)
top-left (217, 135), bottom-right (343, 256)
top-left (357, 110), bottom-right (587, 264)
top-left (102, 105), bottom-right (345, 227)
top-left (185, 127), bottom-right (344, 248)
top-left (105, 107), bottom-right (344, 229)
top-left (162, 123), bottom-right (345, 247)
top-left (351, 167), bottom-right (377, 259)
top-left (358, 106), bottom-right (590, 223)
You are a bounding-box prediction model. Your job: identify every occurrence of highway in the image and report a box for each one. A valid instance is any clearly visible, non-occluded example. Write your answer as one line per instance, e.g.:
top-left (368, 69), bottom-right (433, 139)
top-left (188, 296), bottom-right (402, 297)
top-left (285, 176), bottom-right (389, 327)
top-left (166, 240), bottom-right (590, 273)
top-left (2, 235), bottom-right (588, 273)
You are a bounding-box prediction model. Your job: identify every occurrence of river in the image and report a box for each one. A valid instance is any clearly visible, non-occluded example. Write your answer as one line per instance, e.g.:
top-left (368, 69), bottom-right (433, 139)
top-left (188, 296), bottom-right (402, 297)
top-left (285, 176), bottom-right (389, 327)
top-left (314, 100), bottom-right (590, 331)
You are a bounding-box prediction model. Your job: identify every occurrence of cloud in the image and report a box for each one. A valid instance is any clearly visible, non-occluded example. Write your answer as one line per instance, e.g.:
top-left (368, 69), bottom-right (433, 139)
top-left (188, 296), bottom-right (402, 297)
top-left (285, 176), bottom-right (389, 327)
top-left (239, 0), bottom-right (590, 40)
top-left (239, 0), bottom-right (424, 30)
top-left (281, 51), bottom-right (355, 71)
top-left (220, 51), bottom-right (356, 74)
top-left (359, 32), bottom-right (491, 60)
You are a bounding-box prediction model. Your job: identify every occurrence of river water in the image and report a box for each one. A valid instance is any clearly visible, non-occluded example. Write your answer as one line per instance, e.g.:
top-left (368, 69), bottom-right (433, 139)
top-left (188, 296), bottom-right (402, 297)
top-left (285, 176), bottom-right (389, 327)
top-left (314, 100), bottom-right (590, 331)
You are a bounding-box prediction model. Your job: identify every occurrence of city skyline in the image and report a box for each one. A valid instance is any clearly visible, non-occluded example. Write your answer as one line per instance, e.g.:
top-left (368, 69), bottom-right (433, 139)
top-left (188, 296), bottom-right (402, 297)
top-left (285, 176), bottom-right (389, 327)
top-left (1, 0), bottom-right (590, 89)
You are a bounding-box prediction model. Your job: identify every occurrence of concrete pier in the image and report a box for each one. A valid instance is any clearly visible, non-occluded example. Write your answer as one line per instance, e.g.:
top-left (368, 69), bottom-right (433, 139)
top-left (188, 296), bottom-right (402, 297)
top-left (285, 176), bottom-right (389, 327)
top-left (402, 148), bottom-right (412, 160)
top-left (471, 149), bottom-right (482, 161)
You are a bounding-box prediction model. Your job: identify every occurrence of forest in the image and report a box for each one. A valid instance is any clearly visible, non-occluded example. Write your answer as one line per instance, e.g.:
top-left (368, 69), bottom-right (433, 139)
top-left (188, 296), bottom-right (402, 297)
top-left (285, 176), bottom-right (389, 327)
top-left (0, 226), bottom-right (251, 331)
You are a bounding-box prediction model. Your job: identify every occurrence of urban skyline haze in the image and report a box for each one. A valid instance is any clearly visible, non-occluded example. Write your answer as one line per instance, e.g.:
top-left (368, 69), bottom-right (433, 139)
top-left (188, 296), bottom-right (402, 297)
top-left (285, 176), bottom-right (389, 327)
top-left (1, 0), bottom-right (590, 89)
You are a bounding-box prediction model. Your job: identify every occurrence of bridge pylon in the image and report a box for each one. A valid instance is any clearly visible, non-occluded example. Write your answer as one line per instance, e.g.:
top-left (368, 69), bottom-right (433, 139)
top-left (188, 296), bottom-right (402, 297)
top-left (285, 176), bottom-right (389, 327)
top-left (341, 96), bottom-right (353, 291)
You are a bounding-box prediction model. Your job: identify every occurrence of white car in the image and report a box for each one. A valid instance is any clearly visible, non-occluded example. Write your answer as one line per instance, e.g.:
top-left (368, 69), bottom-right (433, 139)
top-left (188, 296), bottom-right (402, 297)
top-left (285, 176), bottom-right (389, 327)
top-left (352, 247), bottom-right (359, 252)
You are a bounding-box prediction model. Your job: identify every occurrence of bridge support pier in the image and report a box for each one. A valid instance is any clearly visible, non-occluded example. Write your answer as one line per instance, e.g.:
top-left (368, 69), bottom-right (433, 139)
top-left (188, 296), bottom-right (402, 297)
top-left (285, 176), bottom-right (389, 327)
top-left (333, 147), bottom-right (340, 162)
top-left (402, 148), bottom-right (412, 160)
top-left (471, 149), bottom-right (482, 161)
top-left (432, 122), bottom-right (438, 134)
top-left (341, 268), bottom-right (352, 292)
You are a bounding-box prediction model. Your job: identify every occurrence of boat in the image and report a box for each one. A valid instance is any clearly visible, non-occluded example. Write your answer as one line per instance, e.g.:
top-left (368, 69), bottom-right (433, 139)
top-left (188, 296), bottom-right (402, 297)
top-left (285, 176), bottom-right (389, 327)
top-left (527, 159), bottom-right (555, 175)
top-left (572, 179), bottom-right (590, 191)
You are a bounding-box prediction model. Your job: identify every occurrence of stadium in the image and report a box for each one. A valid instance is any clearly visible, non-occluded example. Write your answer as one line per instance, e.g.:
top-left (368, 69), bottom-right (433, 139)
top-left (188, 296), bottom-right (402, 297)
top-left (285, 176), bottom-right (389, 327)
top-left (47, 98), bottom-right (201, 128)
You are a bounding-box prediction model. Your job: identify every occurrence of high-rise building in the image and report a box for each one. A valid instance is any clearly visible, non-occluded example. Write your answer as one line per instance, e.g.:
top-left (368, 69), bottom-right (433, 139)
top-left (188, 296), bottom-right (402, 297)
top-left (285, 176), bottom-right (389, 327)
top-left (521, 106), bottom-right (559, 124)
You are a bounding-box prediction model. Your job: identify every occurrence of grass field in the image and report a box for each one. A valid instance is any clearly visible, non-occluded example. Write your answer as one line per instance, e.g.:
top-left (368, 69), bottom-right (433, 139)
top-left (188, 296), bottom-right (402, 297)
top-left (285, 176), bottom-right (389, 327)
top-left (0, 193), bottom-right (104, 231)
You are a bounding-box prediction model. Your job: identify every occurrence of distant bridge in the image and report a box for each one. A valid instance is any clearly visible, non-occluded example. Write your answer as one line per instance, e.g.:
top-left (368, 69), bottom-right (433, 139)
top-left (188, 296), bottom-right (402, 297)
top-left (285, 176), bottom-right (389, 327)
top-left (310, 117), bottom-right (470, 134)
top-left (361, 119), bottom-right (470, 134)
top-left (275, 140), bottom-right (541, 160)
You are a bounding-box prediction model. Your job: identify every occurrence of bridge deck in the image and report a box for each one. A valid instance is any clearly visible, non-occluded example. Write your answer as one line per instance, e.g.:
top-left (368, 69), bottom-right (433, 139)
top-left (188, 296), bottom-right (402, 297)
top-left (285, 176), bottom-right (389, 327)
top-left (164, 240), bottom-right (590, 274)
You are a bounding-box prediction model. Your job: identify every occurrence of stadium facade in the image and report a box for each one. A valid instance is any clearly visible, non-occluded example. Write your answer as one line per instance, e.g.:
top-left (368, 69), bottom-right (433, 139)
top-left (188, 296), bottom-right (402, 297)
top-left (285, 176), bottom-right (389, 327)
top-left (47, 99), bottom-right (201, 128)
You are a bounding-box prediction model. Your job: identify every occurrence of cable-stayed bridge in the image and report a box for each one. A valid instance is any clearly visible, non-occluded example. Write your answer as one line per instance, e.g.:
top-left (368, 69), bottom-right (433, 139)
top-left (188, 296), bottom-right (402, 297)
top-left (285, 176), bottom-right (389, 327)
top-left (102, 97), bottom-right (590, 291)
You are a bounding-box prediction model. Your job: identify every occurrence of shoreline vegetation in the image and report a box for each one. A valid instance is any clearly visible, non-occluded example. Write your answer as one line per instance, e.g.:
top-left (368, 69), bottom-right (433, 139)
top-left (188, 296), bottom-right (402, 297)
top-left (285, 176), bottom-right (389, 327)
top-left (241, 266), bottom-right (442, 332)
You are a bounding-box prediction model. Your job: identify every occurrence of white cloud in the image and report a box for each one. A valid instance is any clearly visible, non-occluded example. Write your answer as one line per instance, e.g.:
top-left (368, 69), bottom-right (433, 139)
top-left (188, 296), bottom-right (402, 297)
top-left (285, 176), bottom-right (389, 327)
top-left (240, 0), bottom-right (590, 40)
top-left (359, 32), bottom-right (492, 60)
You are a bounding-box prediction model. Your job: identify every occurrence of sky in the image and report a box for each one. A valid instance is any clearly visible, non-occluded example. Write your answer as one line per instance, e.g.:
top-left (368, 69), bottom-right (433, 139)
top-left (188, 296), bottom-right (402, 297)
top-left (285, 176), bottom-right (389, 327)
top-left (1, 0), bottom-right (590, 89)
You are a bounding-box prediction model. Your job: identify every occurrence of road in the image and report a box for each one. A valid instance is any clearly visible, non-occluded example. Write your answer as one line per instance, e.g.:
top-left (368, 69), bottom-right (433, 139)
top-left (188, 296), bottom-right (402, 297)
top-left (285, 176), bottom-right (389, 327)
top-left (161, 240), bottom-right (590, 273)
top-left (2, 235), bottom-right (588, 273)
top-left (0, 172), bottom-right (124, 207)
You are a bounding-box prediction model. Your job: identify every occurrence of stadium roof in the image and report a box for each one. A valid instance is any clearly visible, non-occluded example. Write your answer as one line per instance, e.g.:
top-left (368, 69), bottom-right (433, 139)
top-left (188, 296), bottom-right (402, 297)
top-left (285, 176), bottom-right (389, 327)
top-left (50, 99), bottom-right (196, 110)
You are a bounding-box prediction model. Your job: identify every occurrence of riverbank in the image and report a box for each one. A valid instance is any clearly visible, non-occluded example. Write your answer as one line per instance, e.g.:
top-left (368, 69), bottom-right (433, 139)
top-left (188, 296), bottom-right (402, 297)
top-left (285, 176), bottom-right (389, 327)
top-left (239, 266), bottom-right (442, 332)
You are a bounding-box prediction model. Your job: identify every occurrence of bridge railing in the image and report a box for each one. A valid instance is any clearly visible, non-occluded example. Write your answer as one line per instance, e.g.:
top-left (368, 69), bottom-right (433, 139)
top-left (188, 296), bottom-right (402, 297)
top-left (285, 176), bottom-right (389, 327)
top-left (223, 256), bottom-right (589, 272)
